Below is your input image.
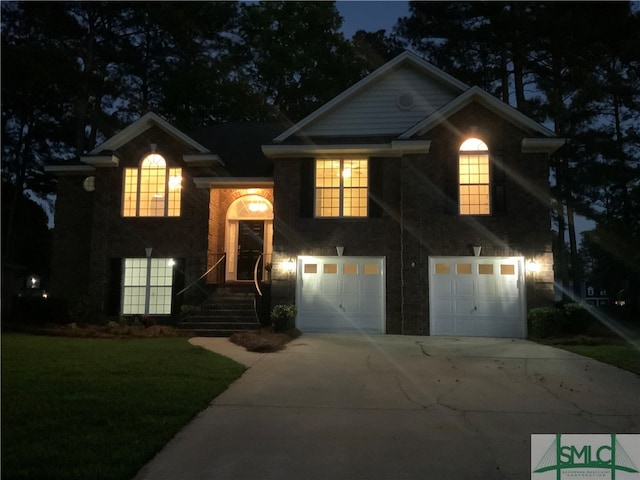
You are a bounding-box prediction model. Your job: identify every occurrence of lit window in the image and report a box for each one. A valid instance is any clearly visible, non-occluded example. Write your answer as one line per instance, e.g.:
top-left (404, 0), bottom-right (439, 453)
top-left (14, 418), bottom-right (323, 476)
top-left (315, 159), bottom-right (368, 217)
top-left (459, 138), bottom-right (490, 215)
top-left (122, 258), bottom-right (175, 315)
top-left (123, 154), bottom-right (182, 217)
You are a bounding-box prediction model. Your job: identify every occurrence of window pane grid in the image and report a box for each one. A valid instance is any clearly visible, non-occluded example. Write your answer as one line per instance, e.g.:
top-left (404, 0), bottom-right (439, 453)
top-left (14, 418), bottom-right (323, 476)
top-left (167, 168), bottom-right (182, 217)
top-left (122, 258), bottom-right (174, 315)
top-left (459, 144), bottom-right (490, 215)
top-left (315, 159), bottom-right (368, 217)
top-left (123, 169), bottom-right (138, 217)
top-left (122, 155), bottom-right (182, 218)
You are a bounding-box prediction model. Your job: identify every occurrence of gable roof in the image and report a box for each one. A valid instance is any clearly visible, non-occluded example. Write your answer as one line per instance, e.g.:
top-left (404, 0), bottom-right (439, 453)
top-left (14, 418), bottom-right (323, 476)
top-left (399, 86), bottom-right (557, 139)
top-left (191, 122), bottom-right (290, 177)
top-left (88, 112), bottom-right (212, 155)
top-left (273, 51), bottom-right (469, 142)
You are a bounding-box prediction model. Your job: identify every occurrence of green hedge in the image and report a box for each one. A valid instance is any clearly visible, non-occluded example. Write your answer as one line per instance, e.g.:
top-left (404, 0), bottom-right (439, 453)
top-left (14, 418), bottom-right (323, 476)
top-left (528, 303), bottom-right (596, 338)
top-left (270, 304), bottom-right (297, 332)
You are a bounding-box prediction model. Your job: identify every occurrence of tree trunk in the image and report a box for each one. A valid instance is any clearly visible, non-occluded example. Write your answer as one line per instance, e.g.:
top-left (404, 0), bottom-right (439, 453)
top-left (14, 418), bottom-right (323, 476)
top-left (567, 204), bottom-right (580, 296)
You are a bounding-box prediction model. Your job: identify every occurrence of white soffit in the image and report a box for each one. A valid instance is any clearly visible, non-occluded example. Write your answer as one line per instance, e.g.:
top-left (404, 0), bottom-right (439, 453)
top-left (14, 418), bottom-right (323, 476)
top-left (273, 51), bottom-right (468, 143)
top-left (88, 112), bottom-right (211, 155)
top-left (44, 165), bottom-right (96, 174)
top-left (193, 177), bottom-right (274, 189)
top-left (399, 86), bottom-right (558, 139)
top-left (80, 155), bottom-right (120, 167)
top-left (262, 140), bottom-right (431, 158)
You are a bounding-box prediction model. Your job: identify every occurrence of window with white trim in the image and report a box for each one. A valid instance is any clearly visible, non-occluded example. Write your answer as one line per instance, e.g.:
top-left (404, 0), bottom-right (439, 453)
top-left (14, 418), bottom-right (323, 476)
top-left (315, 158), bottom-right (368, 217)
top-left (123, 153), bottom-right (182, 217)
top-left (459, 138), bottom-right (490, 215)
top-left (122, 258), bottom-right (175, 315)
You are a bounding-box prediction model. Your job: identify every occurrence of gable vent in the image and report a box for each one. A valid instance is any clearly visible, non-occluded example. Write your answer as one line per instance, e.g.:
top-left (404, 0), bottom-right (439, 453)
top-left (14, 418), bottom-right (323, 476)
top-left (397, 92), bottom-right (415, 111)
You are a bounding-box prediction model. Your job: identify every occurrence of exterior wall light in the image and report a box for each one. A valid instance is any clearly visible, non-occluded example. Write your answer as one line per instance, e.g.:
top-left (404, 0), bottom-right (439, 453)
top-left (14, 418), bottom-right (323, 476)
top-left (285, 257), bottom-right (296, 273)
top-left (472, 245), bottom-right (482, 257)
top-left (526, 259), bottom-right (540, 274)
top-left (336, 246), bottom-right (345, 256)
top-left (28, 274), bottom-right (41, 289)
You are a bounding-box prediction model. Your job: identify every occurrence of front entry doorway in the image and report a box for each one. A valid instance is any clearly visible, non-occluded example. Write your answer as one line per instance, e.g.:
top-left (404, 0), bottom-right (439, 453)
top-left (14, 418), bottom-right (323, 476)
top-left (225, 195), bottom-right (273, 282)
top-left (237, 221), bottom-right (264, 280)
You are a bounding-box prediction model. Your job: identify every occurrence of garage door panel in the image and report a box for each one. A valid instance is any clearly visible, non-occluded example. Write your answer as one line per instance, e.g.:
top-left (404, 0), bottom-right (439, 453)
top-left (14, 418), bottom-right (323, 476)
top-left (297, 256), bottom-right (385, 334)
top-left (343, 277), bottom-right (361, 295)
top-left (320, 279), bottom-right (340, 295)
top-left (454, 279), bottom-right (474, 296)
top-left (476, 299), bottom-right (521, 316)
top-left (454, 299), bottom-right (475, 314)
top-left (429, 256), bottom-right (526, 338)
top-left (362, 276), bottom-right (382, 294)
top-left (432, 299), bottom-right (454, 315)
top-left (433, 279), bottom-right (453, 295)
top-left (476, 280), bottom-right (497, 296)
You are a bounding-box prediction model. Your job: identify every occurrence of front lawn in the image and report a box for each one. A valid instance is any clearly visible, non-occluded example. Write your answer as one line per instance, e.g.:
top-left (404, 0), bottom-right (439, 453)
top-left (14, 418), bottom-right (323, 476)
top-left (1, 334), bottom-right (245, 480)
top-left (554, 343), bottom-right (640, 376)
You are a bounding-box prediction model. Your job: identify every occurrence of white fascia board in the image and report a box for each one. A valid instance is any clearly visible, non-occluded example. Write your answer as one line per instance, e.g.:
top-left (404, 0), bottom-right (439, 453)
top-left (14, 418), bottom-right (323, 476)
top-left (80, 155), bottom-right (120, 167)
top-left (44, 165), bottom-right (96, 174)
top-left (262, 140), bottom-right (431, 158)
top-left (89, 112), bottom-right (210, 155)
top-left (274, 51), bottom-right (468, 143)
top-left (521, 138), bottom-right (566, 154)
top-left (183, 154), bottom-right (225, 167)
top-left (400, 86), bottom-right (557, 139)
top-left (193, 177), bottom-right (274, 189)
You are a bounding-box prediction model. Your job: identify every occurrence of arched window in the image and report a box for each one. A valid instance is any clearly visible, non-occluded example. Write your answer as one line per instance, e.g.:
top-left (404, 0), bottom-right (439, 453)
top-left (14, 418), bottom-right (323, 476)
top-left (123, 154), bottom-right (182, 217)
top-left (459, 138), bottom-right (490, 215)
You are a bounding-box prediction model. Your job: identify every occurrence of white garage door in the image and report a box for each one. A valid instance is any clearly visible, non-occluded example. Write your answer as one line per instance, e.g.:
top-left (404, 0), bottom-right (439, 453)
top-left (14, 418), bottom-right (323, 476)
top-left (296, 256), bottom-right (385, 333)
top-left (429, 256), bottom-right (526, 338)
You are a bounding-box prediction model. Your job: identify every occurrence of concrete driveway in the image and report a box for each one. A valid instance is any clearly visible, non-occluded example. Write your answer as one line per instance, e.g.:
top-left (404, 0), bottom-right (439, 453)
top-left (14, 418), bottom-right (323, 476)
top-left (133, 334), bottom-right (640, 480)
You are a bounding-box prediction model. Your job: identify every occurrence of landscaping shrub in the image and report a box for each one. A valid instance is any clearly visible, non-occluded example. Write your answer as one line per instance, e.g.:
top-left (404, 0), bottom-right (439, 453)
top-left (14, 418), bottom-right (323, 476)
top-left (271, 304), bottom-right (297, 333)
top-left (529, 306), bottom-right (560, 338)
top-left (529, 303), bottom-right (596, 338)
top-left (11, 296), bottom-right (69, 324)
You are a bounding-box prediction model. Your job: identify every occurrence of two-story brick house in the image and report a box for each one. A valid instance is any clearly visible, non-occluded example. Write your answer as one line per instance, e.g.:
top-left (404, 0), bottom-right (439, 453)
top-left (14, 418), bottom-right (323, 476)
top-left (46, 51), bottom-right (563, 336)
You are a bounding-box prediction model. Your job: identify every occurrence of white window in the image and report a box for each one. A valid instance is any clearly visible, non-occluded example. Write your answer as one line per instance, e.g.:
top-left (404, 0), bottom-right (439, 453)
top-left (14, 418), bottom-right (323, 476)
top-left (123, 154), bottom-right (182, 217)
top-left (459, 138), bottom-right (490, 215)
top-left (122, 258), bottom-right (175, 315)
top-left (315, 159), bottom-right (368, 217)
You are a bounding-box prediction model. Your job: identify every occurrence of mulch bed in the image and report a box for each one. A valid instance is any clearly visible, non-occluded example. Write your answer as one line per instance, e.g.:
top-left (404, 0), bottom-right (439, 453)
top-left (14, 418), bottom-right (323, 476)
top-left (229, 327), bottom-right (301, 352)
top-left (4, 323), bottom-right (186, 339)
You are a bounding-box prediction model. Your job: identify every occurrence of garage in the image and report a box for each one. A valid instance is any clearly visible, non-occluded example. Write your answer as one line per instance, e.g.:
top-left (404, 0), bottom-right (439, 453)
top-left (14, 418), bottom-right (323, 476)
top-left (428, 256), bottom-right (526, 338)
top-left (296, 256), bottom-right (385, 333)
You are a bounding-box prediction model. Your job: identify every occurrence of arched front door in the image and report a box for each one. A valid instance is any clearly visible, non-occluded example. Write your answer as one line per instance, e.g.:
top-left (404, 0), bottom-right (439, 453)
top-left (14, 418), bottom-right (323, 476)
top-left (225, 195), bottom-right (273, 282)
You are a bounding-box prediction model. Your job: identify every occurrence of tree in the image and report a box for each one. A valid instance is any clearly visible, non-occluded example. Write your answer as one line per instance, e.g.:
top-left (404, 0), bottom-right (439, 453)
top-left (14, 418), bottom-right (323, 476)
top-left (569, 8), bottom-right (640, 309)
top-left (237, 1), bottom-right (362, 122)
top-left (395, 2), bottom-right (539, 111)
top-left (350, 29), bottom-right (405, 75)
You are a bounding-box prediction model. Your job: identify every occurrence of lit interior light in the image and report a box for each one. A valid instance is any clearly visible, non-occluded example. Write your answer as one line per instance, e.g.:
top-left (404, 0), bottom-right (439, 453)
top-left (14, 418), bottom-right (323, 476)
top-left (248, 201), bottom-right (268, 213)
top-left (342, 168), bottom-right (352, 178)
top-left (169, 175), bottom-right (182, 190)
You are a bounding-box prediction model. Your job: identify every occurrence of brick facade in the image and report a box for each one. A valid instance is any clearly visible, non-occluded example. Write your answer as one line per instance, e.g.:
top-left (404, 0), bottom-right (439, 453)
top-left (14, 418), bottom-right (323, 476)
top-left (50, 126), bottom-right (213, 318)
top-left (269, 103), bottom-right (555, 334)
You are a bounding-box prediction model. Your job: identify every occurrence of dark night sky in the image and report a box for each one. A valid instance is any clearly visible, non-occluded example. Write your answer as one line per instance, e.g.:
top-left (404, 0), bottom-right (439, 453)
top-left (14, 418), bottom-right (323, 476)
top-left (336, 1), bottom-right (410, 37)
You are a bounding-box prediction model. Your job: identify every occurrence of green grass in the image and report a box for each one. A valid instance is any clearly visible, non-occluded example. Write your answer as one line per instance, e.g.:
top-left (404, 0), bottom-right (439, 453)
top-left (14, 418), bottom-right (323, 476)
top-left (556, 343), bottom-right (640, 376)
top-left (1, 334), bottom-right (245, 480)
